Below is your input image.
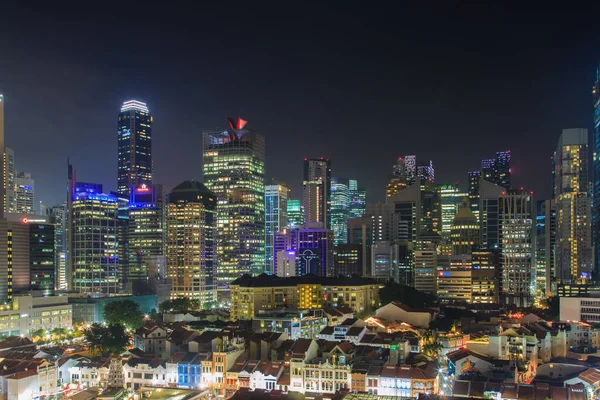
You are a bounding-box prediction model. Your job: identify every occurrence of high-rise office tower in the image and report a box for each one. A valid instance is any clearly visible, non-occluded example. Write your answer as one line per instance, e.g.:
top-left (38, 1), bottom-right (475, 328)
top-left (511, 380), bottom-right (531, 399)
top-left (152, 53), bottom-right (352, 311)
top-left (450, 198), bottom-right (480, 256)
top-left (114, 192), bottom-right (129, 292)
top-left (481, 158), bottom-right (495, 182)
top-left (28, 219), bottom-right (55, 296)
top-left (493, 151), bottom-right (511, 189)
top-left (348, 179), bottom-right (366, 218)
top-left (536, 199), bottom-right (556, 298)
top-left (4, 147), bottom-right (14, 213)
top-left (71, 185), bottom-right (120, 295)
top-left (203, 118), bottom-right (266, 285)
top-left (117, 100), bottom-right (152, 197)
top-left (468, 171), bottom-right (481, 218)
top-left (265, 183), bottom-right (290, 273)
top-left (440, 184), bottom-right (468, 239)
top-left (479, 178), bottom-right (505, 249)
top-left (471, 248), bottom-right (500, 303)
top-left (386, 175), bottom-right (406, 199)
top-left (347, 217), bottom-right (373, 276)
top-left (0, 217), bottom-right (29, 301)
top-left (287, 200), bottom-right (304, 229)
top-left (0, 95), bottom-right (5, 217)
top-left (554, 128), bottom-right (593, 283)
top-left (417, 160), bottom-right (435, 183)
top-left (15, 172), bottom-right (34, 214)
top-left (499, 189), bottom-right (534, 306)
top-left (419, 180), bottom-right (441, 235)
top-left (404, 155), bottom-right (417, 185)
top-left (480, 151), bottom-right (511, 189)
top-left (167, 181), bottom-right (217, 307)
top-left (367, 202), bottom-right (397, 242)
top-left (47, 203), bottom-right (68, 291)
top-left (303, 158), bottom-right (331, 229)
top-left (371, 241), bottom-right (400, 281)
top-left (128, 184), bottom-right (165, 289)
top-left (297, 228), bottom-right (334, 276)
top-left (334, 244), bottom-right (362, 277)
top-left (331, 177), bottom-right (350, 245)
top-left (386, 157), bottom-right (408, 199)
top-left (593, 70), bottom-right (600, 273)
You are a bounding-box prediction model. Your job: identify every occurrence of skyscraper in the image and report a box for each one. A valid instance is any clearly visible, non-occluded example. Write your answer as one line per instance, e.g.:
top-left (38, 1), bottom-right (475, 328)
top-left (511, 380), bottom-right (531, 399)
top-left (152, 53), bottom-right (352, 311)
top-left (450, 198), bottom-right (480, 256)
top-left (348, 179), bottom-right (366, 218)
top-left (167, 181), bottom-right (217, 307)
top-left (536, 199), bottom-right (556, 298)
top-left (480, 151), bottom-right (511, 189)
top-left (593, 70), bottom-right (600, 273)
top-left (553, 128), bottom-right (593, 283)
top-left (265, 183), bottom-right (290, 273)
top-left (4, 147), bottom-right (14, 213)
top-left (297, 228), bottom-right (334, 276)
top-left (287, 200), bottom-right (304, 229)
top-left (439, 184), bottom-right (468, 239)
top-left (128, 184), bottom-right (166, 289)
top-left (330, 177), bottom-right (350, 245)
top-left (71, 186), bottom-right (120, 295)
top-left (28, 219), bottom-right (55, 296)
top-left (0, 94), bottom-right (5, 217)
top-left (468, 170), bottom-right (481, 218)
top-left (47, 203), bottom-right (68, 291)
top-left (499, 189), bottom-right (534, 306)
top-left (117, 100), bottom-right (152, 197)
top-left (404, 155), bottom-right (417, 186)
top-left (303, 158), bottom-right (331, 228)
top-left (347, 217), bottom-right (373, 276)
top-left (14, 172), bottom-right (34, 214)
top-left (417, 160), bottom-right (435, 183)
top-left (203, 117), bottom-right (266, 286)
top-left (494, 151), bottom-right (511, 189)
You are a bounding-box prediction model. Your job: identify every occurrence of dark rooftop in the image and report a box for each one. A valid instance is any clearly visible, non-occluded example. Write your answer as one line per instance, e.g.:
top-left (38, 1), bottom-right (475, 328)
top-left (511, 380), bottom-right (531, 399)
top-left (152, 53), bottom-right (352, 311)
top-left (231, 273), bottom-right (378, 288)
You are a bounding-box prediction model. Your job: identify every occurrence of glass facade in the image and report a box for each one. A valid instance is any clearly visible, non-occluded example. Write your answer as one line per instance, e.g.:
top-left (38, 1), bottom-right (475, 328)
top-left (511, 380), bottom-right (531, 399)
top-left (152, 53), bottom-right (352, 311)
top-left (594, 70), bottom-right (600, 273)
top-left (265, 184), bottom-right (290, 273)
top-left (499, 189), bottom-right (533, 306)
top-left (71, 189), bottom-right (120, 295)
top-left (29, 223), bottom-right (55, 297)
top-left (331, 178), bottom-right (350, 245)
top-left (117, 100), bottom-right (152, 197)
top-left (128, 184), bottom-right (165, 287)
top-left (167, 181), bottom-right (217, 307)
top-left (287, 200), bottom-right (304, 229)
top-left (439, 184), bottom-right (468, 239)
top-left (349, 179), bottom-right (366, 218)
top-left (553, 129), bottom-right (592, 284)
top-left (303, 158), bottom-right (331, 229)
top-left (203, 120), bottom-right (265, 286)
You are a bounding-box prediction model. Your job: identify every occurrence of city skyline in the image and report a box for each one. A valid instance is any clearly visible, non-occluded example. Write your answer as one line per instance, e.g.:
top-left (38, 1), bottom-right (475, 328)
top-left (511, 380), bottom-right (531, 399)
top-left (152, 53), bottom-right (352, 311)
top-left (0, 5), bottom-right (598, 208)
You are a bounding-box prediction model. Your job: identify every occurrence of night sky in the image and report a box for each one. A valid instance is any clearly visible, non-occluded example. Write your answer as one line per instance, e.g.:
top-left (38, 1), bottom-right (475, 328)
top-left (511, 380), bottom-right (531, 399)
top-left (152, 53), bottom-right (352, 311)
top-left (0, 4), bottom-right (598, 207)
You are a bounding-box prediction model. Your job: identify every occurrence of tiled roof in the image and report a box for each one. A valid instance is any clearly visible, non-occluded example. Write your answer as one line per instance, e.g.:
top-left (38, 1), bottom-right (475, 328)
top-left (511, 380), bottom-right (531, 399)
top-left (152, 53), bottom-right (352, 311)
top-left (389, 301), bottom-right (435, 315)
top-left (290, 338), bottom-right (313, 355)
top-left (578, 368), bottom-right (600, 385)
top-left (319, 326), bottom-right (334, 335)
top-left (346, 327), bottom-right (364, 337)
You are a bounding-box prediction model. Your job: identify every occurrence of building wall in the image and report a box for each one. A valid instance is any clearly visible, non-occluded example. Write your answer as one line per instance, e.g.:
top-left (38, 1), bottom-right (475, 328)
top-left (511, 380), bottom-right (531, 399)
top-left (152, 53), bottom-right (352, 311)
top-left (230, 283), bottom-right (379, 321)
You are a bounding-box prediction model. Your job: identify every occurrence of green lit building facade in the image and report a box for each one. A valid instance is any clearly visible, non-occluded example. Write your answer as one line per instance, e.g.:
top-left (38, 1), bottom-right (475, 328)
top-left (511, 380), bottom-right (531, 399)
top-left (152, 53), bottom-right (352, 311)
top-left (203, 118), bottom-right (265, 288)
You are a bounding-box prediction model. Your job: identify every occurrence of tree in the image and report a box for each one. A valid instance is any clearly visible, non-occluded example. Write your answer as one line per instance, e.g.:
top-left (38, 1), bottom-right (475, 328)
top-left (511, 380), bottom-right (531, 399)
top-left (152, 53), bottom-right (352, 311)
top-left (103, 300), bottom-right (144, 330)
top-left (148, 308), bottom-right (162, 323)
top-left (159, 298), bottom-right (193, 314)
top-left (84, 323), bottom-right (130, 357)
top-left (422, 342), bottom-right (443, 360)
top-left (541, 296), bottom-right (559, 321)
